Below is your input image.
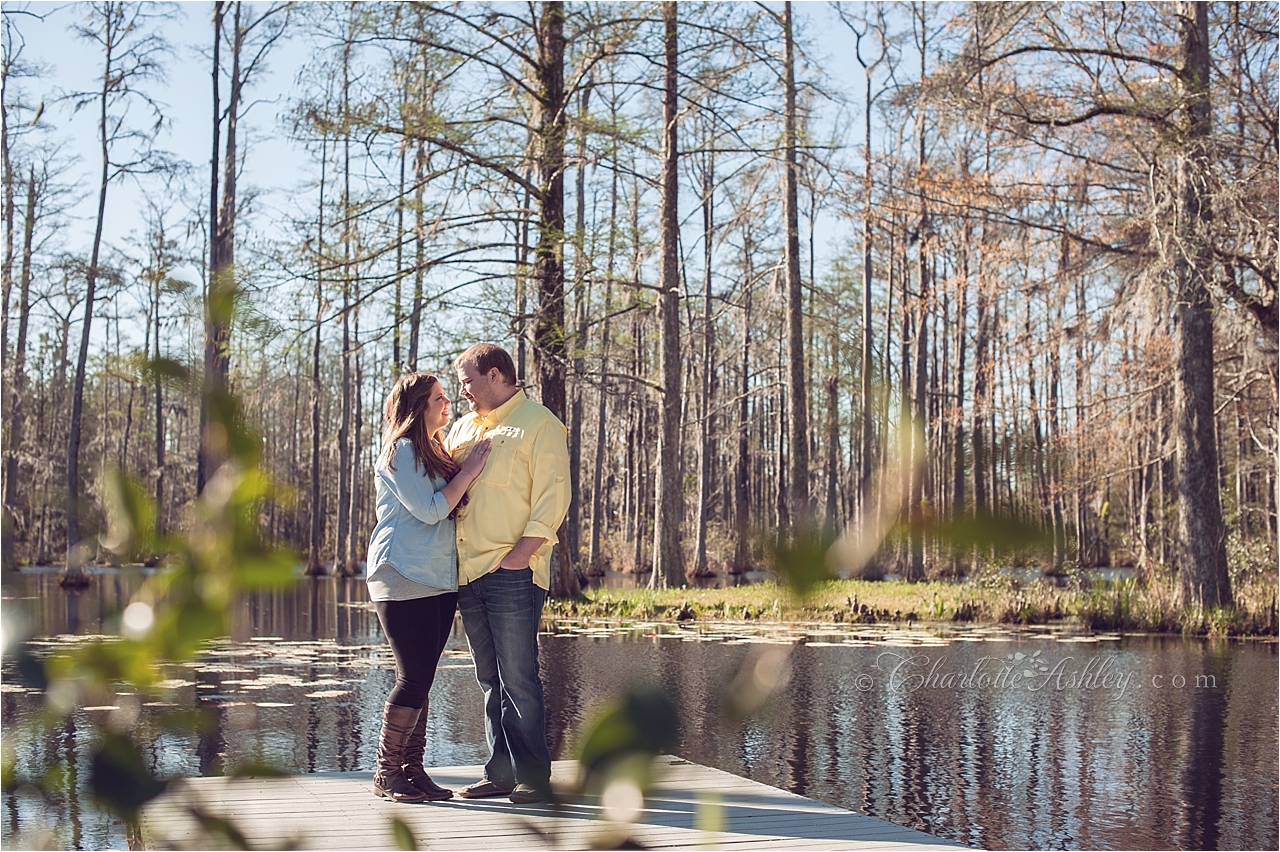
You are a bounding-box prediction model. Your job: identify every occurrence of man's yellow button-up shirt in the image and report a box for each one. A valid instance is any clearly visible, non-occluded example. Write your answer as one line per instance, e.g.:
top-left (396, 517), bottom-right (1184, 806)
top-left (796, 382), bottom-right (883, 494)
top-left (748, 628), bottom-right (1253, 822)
top-left (444, 390), bottom-right (571, 591)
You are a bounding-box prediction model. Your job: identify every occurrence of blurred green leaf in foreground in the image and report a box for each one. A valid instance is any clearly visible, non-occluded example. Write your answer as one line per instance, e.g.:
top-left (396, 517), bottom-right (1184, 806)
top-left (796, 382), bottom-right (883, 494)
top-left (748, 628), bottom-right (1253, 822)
top-left (575, 682), bottom-right (679, 831)
top-left (2, 334), bottom-right (300, 846)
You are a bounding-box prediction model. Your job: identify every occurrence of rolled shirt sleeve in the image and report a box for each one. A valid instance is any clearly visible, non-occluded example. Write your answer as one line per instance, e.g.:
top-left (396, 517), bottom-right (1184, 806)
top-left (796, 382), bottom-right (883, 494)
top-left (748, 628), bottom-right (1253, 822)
top-left (522, 418), bottom-right (570, 544)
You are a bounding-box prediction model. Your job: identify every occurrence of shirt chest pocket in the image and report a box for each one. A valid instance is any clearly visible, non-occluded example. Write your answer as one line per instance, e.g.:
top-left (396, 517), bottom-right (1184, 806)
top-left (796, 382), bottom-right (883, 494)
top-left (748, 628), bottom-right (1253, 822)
top-left (479, 432), bottom-right (519, 488)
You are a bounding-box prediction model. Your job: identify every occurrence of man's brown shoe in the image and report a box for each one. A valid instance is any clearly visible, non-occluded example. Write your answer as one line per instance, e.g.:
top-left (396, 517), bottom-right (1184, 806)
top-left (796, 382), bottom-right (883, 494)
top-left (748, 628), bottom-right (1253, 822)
top-left (457, 779), bottom-right (514, 799)
top-left (508, 782), bottom-right (547, 804)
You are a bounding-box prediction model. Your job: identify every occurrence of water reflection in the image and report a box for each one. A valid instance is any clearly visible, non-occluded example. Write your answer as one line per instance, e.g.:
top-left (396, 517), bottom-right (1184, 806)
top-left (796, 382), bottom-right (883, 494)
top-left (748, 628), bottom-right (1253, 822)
top-left (2, 569), bottom-right (1277, 851)
top-left (537, 628), bottom-right (1277, 851)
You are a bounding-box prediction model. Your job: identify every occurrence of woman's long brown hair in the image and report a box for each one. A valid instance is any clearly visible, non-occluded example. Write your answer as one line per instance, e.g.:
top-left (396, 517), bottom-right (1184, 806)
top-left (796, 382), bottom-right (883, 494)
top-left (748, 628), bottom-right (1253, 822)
top-left (377, 373), bottom-right (460, 483)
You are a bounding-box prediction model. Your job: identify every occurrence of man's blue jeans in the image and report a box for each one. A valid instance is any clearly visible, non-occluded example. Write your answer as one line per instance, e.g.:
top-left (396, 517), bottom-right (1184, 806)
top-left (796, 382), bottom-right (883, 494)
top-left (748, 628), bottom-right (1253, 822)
top-left (457, 567), bottom-right (551, 787)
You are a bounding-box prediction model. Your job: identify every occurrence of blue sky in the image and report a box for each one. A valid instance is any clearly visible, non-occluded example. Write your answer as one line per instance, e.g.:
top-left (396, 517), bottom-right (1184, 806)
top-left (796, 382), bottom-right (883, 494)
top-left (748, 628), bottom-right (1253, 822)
top-left (5, 1), bottom-right (918, 375)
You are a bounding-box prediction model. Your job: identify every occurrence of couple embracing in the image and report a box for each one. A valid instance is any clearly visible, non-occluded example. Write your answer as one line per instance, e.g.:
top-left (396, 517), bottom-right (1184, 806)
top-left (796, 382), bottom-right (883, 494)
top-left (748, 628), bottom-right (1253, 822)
top-left (364, 343), bottom-right (570, 806)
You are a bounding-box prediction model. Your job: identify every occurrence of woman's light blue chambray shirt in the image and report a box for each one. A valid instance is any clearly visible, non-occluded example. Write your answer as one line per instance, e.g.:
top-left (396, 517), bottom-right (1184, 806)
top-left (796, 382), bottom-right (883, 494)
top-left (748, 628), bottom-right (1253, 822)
top-left (365, 438), bottom-right (458, 601)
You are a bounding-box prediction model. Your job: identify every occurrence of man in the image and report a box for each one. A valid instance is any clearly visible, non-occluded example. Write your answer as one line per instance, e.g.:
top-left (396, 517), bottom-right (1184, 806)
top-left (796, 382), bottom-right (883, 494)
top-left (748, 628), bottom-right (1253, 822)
top-left (445, 343), bottom-right (570, 804)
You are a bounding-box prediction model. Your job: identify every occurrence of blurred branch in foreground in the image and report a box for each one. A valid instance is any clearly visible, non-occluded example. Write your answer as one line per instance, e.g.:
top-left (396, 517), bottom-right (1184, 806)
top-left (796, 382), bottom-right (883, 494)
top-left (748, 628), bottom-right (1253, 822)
top-left (3, 346), bottom-right (299, 848)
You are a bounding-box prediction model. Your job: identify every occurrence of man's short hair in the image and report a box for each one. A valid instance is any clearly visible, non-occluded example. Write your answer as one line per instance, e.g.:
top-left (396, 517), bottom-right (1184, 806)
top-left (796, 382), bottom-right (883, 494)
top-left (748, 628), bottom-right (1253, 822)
top-left (455, 343), bottom-right (517, 386)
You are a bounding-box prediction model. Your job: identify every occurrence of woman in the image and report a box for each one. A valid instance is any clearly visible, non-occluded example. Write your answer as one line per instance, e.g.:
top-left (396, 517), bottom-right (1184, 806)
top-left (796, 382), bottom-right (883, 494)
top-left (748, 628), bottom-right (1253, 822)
top-left (366, 372), bottom-right (490, 803)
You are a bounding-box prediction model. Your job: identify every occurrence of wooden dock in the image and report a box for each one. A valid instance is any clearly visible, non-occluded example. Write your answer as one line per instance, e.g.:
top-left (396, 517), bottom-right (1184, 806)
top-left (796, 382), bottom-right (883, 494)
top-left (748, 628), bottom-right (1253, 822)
top-left (138, 755), bottom-right (967, 850)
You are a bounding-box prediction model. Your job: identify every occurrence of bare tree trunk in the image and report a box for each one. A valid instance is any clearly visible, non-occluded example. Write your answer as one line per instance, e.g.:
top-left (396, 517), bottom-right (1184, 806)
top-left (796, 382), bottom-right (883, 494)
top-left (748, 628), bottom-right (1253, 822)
top-left (335, 17), bottom-right (355, 577)
top-left (1047, 277), bottom-right (1065, 572)
top-left (781, 1), bottom-right (809, 528)
top-left (650, 2), bottom-right (683, 589)
top-left (353, 311), bottom-right (364, 573)
top-left (1, 24), bottom-right (20, 567)
top-left (566, 81), bottom-right (592, 570)
top-left (995, 299), bottom-right (1012, 518)
top-left (898, 239), bottom-right (912, 571)
top-left (393, 144), bottom-right (406, 375)
top-left (219, 2), bottom-right (242, 317)
top-left (627, 325), bottom-right (643, 572)
top-left (732, 244), bottom-right (753, 574)
top-left (64, 12), bottom-right (122, 586)
top-left (341, 292), bottom-right (361, 578)
top-left (953, 176), bottom-right (971, 523)
top-left (516, 169), bottom-right (531, 381)
top-left (824, 368), bottom-right (839, 530)
top-left (1, 75), bottom-right (13, 388)
top-left (149, 223), bottom-right (166, 539)
top-left (692, 153), bottom-right (715, 579)
top-left (306, 133), bottom-right (329, 577)
top-left (858, 61), bottom-right (875, 535)
top-left (200, 1), bottom-right (231, 494)
top-left (1073, 271), bottom-right (1092, 566)
top-left (972, 257), bottom-right (990, 519)
top-left (625, 195), bottom-right (643, 573)
top-left (408, 140), bottom-right (425, 371)
top-left (530, 3), bottom-right (576, 598)
top-left (905, 2), bottom-right (930, 582)
top-left (336, 248), bottom-right (351, 575)
top-left (1172, 0), bottom-right (1229, 608)
top-left (773, 366), bottom-right (788, 536)
top-left (907, 260), bottom-right (928, 579)
top-left (875, 209), bottom-right (897, 542)
top-left (587, 156), bottom-right (619, 575)
top-left (1026, 294), bottom-right (1052, 572)
top-left (2, 169), bottom-right (35, 571)
top-left (532, 3), bottom-right (566, 418)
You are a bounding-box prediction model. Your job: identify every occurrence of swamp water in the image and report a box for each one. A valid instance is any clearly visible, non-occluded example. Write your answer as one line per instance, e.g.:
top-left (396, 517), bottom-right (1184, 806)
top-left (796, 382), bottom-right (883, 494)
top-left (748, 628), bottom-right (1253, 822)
top-left (2, 568), bottom-right (1277, 850)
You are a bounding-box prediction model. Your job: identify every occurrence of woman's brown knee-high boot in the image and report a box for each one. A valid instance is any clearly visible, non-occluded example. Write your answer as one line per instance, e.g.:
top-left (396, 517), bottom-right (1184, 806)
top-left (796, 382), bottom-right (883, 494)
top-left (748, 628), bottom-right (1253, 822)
top-left (374, 703), bottom-right (429, 803)
top-left (402, 698), bottom-right (453, 800)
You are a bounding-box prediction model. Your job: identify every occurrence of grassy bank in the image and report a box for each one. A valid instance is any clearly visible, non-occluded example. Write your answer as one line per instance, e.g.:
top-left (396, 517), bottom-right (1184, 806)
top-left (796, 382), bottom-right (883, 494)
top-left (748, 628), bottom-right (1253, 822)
top-left (546, 574), bottom-right (1279, 637)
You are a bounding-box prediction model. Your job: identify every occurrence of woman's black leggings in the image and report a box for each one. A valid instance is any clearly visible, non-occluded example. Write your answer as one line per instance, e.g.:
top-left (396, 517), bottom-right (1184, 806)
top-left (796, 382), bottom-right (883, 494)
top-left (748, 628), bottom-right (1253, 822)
top-left (374, 592), bottom-right (458, 709)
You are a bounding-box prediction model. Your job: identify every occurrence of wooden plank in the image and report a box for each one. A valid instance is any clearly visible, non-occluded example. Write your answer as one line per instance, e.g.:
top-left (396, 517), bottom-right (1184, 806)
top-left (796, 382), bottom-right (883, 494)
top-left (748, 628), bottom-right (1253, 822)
top-left (138, 756), bottom-right (968, 850)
